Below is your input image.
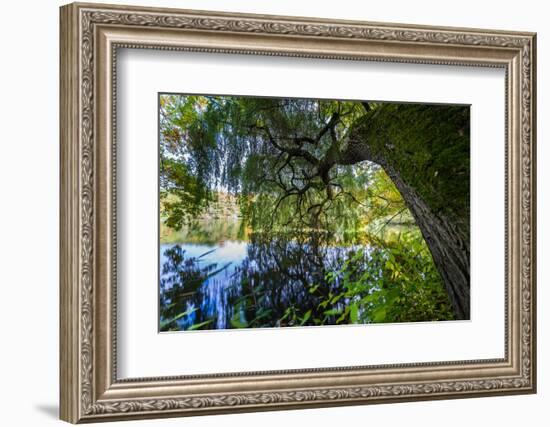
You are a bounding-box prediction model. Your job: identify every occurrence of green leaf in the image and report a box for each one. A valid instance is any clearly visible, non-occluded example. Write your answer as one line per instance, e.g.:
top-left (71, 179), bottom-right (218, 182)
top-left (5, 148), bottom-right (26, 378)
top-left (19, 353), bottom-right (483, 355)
top-left (372, 307), bottom-right (386, 323)
top-left (187, 319), bottom-right (214, 330)
top-left (331, 294), bottom-right (343, 304)
top-left (336, 306), bottom-right (350, 324)
top-left (308, 284), bottom-right (320, 294)
top-left (300, 310), bottom-right (312, 325)
top-left (350, 303), bottom-right (359, 323)
top-left (160, 307), bottom-right (198, 329)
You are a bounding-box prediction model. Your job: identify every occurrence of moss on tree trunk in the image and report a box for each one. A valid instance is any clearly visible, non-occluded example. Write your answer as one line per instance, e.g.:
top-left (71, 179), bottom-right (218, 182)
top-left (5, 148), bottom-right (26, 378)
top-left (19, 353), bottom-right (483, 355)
top-left (343, 104), bottom-right (470, 319)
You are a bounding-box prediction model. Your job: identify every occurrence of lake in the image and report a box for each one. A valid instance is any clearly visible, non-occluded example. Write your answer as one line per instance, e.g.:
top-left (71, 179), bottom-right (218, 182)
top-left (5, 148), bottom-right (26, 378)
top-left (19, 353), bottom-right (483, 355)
top-left (160, 240), bottom-right (248, 330)
top-left (159, 221), bottom-right (373, 331)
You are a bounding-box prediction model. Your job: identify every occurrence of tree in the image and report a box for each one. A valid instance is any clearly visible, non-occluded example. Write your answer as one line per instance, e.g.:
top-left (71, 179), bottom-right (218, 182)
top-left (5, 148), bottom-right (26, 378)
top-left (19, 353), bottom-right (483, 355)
top-left (160, 95), bottom-right (470, 319)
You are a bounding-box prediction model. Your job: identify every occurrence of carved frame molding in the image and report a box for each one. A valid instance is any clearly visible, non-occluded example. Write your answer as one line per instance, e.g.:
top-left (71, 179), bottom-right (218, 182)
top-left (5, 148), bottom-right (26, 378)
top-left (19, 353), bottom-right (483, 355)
top-left (60, 2), bottom-right (536, 423)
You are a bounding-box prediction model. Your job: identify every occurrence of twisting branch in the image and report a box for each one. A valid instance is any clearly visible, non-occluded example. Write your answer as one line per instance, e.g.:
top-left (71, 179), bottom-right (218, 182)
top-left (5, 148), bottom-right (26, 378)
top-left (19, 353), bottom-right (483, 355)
top-left (245, 113), bottom-right (369, 231)
top-left (249, 124), bottom-right (320, 166)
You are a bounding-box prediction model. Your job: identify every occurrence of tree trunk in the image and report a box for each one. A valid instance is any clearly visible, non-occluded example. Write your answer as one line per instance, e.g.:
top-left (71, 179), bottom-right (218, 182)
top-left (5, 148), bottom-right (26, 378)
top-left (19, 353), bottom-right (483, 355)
top-left (339, 137), bottom-right (470, 320)
top-left (377, 161), bottom-right (470, 319)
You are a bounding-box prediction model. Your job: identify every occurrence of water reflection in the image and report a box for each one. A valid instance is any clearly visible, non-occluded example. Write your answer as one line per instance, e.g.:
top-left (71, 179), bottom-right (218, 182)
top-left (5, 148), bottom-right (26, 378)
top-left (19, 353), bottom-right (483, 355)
top-left (159, 231), bottom-right (372, 331)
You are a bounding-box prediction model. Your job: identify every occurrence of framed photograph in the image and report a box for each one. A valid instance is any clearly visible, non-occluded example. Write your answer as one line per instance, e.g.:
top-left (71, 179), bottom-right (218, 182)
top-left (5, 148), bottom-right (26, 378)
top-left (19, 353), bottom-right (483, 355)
top-left (60, 2), bottom-right (537, 423)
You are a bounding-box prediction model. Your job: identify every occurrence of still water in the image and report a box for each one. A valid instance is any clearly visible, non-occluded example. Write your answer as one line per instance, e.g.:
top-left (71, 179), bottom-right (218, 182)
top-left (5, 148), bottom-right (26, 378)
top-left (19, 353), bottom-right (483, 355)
top-left (160, 240), bottom-right (248, 329)
top-left (159, 221), bottom-right (372, 331)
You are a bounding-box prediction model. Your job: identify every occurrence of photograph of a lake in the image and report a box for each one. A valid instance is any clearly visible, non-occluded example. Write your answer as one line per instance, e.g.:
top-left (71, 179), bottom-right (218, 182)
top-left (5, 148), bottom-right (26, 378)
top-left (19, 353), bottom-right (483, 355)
top-left (158, 94), bottom-right (470, 332)
top-left (160, 217), bottom-right (387, 331)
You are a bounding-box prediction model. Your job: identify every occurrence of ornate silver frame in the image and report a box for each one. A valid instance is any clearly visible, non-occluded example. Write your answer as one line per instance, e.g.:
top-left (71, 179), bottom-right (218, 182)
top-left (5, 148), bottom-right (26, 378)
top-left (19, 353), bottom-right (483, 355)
top-left (60, 2), bottom-right (537, 423)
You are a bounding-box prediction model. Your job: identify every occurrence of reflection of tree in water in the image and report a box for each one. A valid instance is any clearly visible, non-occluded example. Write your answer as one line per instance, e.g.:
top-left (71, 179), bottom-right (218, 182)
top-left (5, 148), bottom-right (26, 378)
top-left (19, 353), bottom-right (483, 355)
top-left (226, 232), bottom-right (367, 328)
top-left (159, 245), bottom-right (231, 331)
top-left (160, 228), bottom-right (456, 331)
top-left (159, 232), bottom-right (372, 331)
